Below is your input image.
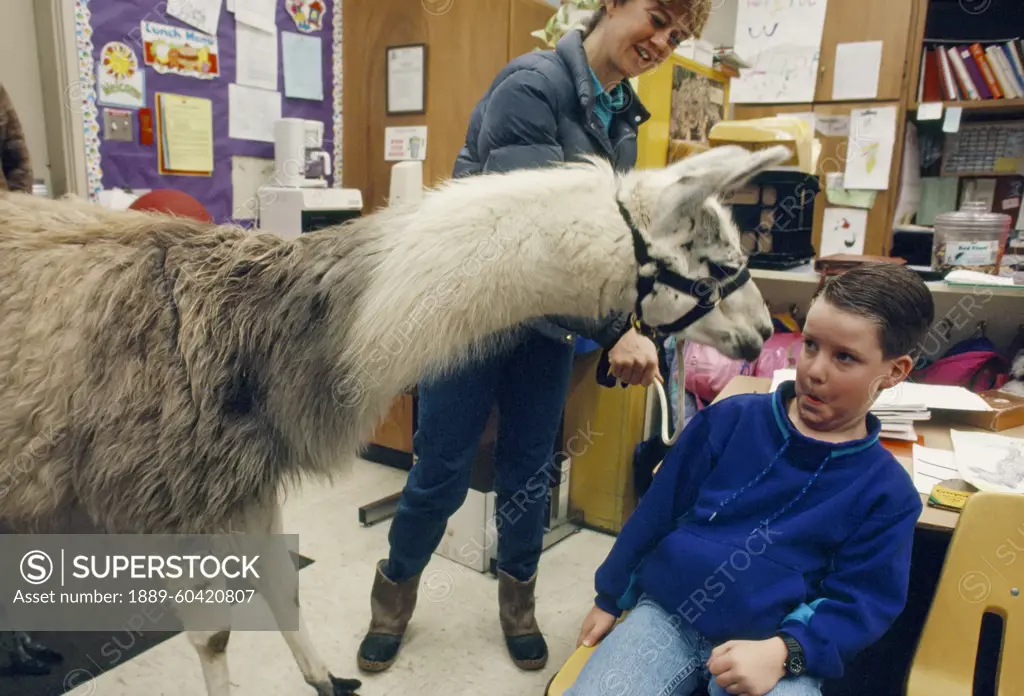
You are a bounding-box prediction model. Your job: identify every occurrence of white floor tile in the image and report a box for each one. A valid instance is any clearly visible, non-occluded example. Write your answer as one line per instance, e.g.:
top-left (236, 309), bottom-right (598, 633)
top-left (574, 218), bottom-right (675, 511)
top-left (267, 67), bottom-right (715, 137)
top-left (67, 458), bottom-right (614, 696)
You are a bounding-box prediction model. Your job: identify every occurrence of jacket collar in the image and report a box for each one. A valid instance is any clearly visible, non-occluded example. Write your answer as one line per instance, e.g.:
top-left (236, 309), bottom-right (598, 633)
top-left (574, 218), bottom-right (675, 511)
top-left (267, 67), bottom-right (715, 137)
top-left (769, 380), bottom-right (881, 460)
top-left (555, 29), bottom-right (650, 128)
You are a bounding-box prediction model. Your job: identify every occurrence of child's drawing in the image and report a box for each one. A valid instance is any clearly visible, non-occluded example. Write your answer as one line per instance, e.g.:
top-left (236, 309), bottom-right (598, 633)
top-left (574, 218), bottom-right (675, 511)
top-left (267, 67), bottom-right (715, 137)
top-left (952, 430), bottom-right (1024, 493)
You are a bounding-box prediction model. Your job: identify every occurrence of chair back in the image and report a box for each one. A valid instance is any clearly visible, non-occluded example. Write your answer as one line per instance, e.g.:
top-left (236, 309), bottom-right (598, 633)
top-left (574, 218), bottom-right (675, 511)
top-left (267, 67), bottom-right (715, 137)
top-left (906, 491), bottom-right (1024, 695)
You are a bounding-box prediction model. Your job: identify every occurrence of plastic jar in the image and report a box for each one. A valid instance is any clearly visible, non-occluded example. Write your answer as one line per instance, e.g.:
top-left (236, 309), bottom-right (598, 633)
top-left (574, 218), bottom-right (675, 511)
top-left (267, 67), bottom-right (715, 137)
top-left (931, 201), bottom-right (1012, 275)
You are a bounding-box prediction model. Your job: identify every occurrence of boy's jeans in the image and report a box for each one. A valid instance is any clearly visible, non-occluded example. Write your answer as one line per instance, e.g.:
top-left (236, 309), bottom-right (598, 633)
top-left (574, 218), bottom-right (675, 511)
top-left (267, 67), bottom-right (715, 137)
top-left (384, 329), bottom-right (576, 584)
top-left (566, 595), bottom-right (823, 696)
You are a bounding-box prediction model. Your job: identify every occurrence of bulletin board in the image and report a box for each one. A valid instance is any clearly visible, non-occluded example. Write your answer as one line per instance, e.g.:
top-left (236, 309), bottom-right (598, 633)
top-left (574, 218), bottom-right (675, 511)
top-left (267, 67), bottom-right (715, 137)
top-left (72, 0), bottom-right (343, 225)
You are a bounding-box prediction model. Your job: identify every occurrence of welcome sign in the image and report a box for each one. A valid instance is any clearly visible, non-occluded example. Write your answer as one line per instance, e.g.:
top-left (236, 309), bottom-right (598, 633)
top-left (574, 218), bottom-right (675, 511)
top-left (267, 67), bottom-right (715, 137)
top-left (140, 20), bottom-right (220, 80)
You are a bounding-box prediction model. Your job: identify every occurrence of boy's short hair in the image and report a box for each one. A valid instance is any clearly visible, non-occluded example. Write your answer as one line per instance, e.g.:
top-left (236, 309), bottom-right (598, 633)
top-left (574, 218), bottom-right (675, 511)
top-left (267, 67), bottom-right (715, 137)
top-left (812, 264), bottom-right (935, 360)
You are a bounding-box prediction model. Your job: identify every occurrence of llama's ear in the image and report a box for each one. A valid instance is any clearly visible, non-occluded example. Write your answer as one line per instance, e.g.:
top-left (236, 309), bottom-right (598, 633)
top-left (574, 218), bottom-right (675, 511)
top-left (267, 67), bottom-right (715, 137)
top-left (657, 145), bottom-right (792, 214)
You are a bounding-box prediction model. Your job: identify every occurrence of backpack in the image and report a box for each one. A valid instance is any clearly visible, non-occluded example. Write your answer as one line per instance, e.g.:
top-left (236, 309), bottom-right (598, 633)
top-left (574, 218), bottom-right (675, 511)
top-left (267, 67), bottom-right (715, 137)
top-left (682, 340), bottom-right (754, 408)
top-left (753, 332), bottom-right (804, 378)
top-left (912, 336), bottom-right (1011, 392)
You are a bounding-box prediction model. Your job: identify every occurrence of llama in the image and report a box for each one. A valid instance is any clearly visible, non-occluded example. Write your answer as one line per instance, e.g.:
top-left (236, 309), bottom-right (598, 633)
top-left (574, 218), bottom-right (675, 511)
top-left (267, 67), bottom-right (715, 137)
top-left (0, 144), bottom-right (790, 695)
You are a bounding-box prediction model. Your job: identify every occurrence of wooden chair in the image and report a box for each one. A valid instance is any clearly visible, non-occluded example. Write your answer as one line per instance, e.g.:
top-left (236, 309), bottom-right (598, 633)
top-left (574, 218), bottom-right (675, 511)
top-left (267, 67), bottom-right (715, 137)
top-left (545, 645), bottom-right (595, 696)
top-left (906, 491), bottom-right (1024, 695)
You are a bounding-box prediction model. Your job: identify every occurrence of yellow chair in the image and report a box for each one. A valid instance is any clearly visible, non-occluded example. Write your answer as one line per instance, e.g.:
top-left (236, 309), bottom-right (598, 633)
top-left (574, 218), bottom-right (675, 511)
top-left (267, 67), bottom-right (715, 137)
top-left (906, 490), bottom-right (1024, 695)
top-left (545, 645), bottom-right (596, 696)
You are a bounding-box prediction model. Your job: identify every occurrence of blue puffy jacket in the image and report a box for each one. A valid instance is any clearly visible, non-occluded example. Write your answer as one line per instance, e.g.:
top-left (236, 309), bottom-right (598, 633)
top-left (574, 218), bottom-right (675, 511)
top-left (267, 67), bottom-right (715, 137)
top-left (452, 29), bottom-right (651, 348)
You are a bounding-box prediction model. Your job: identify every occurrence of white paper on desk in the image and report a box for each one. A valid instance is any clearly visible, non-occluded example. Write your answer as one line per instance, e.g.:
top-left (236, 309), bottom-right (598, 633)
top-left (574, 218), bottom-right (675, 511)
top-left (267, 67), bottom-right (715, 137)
top-left (912, 445), bottom-right (958, 495)
top-left (282, 32), bottom-right (323, 101)
top-left (235, 0), bottom-right (276, 33)
top-left (950, 430), bottom-right (1024, 494)
top-left (167, 0), bottom-right (223, 37)
top-left (832, 41), bottom-right (883, 100)
top-left (236, 22), bottom-right (278, 92)
top-left (770, 368), bottom-right (993, 412)
top-left (228, 83), bottom-right (281, 143)
top-left (845, 106), bottom-right (897, 190)
top-left (820, 207), bottom-right (867, 257)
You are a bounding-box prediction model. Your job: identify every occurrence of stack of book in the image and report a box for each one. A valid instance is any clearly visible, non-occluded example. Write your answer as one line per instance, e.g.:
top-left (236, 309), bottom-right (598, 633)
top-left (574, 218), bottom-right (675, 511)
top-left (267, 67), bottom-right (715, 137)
top-left (871, 404), bottom-right (932, 442)
top-left (917, 38), bottom-right (1024, 102)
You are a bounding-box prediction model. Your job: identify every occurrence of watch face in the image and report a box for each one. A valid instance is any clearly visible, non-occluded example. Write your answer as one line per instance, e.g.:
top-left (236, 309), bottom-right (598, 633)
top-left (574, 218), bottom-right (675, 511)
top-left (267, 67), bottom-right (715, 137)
top-left (788, 654), bottom-right (806, 676)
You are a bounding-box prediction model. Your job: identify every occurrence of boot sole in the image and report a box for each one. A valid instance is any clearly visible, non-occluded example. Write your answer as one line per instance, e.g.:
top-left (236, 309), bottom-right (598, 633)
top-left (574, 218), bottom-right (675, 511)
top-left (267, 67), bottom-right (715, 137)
top-left (357, 655), bottom-right (396, 673)
top-left (512, 655), bottom-right (548, 671)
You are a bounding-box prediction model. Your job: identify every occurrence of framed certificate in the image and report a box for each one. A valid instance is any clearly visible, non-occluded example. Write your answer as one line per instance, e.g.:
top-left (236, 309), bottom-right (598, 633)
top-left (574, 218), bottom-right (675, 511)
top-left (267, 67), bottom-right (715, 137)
top-left (386, 43), bottom-right (427, 115)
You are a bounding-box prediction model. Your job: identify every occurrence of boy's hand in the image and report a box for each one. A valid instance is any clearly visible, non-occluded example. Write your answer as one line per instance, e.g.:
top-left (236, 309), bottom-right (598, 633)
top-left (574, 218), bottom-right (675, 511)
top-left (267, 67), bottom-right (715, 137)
top-left (706, 637), bottom-right (788, 696)
top-left (576, 604), bottom-right (617, 648)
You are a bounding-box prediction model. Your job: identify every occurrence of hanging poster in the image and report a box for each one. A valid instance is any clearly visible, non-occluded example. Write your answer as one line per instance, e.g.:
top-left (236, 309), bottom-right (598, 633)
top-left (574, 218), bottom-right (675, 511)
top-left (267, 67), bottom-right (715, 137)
top-left (96, 41), bottom-right (146, 109)
top-left (286, 0), bottom-right (326, 32)
top-left (730, 0), bottom-right (829, 104)
top-left (141, 20), bottom-right (220, 80)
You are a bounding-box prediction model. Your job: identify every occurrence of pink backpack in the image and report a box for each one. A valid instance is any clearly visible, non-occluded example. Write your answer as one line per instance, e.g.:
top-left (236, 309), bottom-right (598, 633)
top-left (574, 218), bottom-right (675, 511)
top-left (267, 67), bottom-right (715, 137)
top-left (682, 341), bottom-right (754, 407)
top-left (753, 332), bottom-right (804, 378)
top-left (912, 350), bottom-right (1010, 392)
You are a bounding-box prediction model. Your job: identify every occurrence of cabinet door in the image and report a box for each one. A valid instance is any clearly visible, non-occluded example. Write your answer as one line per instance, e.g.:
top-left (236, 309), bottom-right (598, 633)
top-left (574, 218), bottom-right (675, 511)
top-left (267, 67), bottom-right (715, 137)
top-left (814, 0), bottom-right (915, 102)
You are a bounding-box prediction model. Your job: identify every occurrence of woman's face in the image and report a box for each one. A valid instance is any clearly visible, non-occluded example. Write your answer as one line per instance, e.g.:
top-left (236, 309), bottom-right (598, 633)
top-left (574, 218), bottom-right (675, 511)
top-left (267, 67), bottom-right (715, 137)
top-left (602, 0), bottom-right (694, 78)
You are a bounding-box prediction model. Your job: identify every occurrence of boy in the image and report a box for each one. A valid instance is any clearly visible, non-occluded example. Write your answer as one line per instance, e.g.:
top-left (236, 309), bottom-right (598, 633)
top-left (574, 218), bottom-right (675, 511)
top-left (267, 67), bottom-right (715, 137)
top-left (567, 264), bottom-right (935, 696)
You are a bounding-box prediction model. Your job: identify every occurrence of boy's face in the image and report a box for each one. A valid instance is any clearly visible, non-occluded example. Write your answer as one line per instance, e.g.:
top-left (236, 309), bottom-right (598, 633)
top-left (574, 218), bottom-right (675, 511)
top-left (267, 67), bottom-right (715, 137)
top-left (793, 298), bottom-right (913, 433)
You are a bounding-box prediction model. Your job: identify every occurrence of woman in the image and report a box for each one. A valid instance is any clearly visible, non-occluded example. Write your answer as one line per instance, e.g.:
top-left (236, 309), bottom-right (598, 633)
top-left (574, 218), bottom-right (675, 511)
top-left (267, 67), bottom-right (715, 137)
top-left (357, 0), bottom-right (710, 676)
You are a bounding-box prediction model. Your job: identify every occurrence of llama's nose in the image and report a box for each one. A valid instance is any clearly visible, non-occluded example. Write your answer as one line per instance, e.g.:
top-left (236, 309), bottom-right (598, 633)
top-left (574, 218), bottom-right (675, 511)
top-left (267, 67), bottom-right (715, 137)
top-left (738, 338), bottom-right (764, 362)
top-left (760, 324), bottom-right (774, 341)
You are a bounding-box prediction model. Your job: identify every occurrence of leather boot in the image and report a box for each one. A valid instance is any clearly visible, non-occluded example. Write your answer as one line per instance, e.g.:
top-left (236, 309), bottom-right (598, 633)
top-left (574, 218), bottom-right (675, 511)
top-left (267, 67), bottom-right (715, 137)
top-left (497, 568), bottom-right (548, 670)
top-left (357, 560), bottom-right (421, 673)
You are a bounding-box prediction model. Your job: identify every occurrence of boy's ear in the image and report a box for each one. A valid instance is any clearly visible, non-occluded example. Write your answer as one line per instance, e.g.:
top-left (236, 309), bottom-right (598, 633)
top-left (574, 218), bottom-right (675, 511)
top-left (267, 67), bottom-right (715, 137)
top-left (881, 355), bottom-right (915, 389)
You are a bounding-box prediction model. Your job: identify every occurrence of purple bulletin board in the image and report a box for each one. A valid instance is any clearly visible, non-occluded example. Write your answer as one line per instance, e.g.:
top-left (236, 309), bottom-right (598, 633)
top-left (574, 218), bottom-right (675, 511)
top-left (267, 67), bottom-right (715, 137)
top-left (73, 0), bottom-right (341, 225)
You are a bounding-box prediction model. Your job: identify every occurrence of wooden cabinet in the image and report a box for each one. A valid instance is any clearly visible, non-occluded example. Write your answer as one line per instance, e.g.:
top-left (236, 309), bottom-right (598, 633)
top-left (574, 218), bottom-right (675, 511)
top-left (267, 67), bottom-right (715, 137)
top-left (813, 0), bottom-right (916, 102)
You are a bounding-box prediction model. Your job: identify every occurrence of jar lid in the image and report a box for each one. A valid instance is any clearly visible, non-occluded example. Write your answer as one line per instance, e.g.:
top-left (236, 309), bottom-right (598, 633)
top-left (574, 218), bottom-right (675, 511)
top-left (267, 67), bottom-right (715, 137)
top-left (934, 200), bottom-right (1012, 230)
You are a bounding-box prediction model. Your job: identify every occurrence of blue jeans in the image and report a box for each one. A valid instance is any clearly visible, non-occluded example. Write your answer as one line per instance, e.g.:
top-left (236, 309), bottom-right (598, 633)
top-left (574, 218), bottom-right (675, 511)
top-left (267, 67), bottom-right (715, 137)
top-left (385, 329), bottom-right (576, 583)
top-left (566, 596), bottom-right (823, 696)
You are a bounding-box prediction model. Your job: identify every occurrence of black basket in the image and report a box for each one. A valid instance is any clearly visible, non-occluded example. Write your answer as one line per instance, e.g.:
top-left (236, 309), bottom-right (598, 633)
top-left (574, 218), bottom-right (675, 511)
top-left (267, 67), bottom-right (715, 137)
top-left (723, 170), bottom-right (822, 269)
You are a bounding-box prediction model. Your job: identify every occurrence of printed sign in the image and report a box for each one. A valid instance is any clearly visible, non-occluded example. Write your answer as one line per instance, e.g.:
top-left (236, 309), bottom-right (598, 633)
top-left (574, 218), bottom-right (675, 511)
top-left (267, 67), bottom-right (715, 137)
top-left (286, 0), bottom-right (326, 32)
top-left (96, 41), bottom-right (146, 109)
top-left (141, 20), bottom-right (220, 80)
top-left (385, 126), bottom-right (427, 162)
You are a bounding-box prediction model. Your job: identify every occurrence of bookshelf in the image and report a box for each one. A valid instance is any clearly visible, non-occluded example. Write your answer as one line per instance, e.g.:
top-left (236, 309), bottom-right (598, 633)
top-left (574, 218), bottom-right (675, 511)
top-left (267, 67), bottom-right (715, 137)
top-left (910, 99), bottom-right (1024, 114)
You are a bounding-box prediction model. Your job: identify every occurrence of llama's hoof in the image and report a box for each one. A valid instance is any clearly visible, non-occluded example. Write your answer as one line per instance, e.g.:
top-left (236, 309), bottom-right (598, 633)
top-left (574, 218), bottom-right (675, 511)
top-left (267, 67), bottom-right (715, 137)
top-left (329, 674), bottom-right (362, 695)
top-left (7, 652), bottom-right (54, 676)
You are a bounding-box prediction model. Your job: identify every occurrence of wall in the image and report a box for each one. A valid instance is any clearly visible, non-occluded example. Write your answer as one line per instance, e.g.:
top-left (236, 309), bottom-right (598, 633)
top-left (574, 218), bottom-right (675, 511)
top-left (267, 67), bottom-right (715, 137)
top-left (0, 1), bottom-right (51, 190)
top-left (342, 0), bottom-right (550, 214)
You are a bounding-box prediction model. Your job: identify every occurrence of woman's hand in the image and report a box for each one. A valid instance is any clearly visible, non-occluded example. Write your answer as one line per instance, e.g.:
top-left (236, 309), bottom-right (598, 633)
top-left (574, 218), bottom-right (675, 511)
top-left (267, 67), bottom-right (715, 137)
top-left (608, 328), bottom-right (662, 387)
top-left (706, 638), bottom-right (788, 696)
top-left (576, 604), bottom-right (617, 648)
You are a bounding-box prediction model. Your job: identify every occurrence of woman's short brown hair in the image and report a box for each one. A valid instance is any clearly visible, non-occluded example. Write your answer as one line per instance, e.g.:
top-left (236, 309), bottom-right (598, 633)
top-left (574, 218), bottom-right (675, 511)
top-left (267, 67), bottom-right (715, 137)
top-left (583, 0), bottom-right (712, 40)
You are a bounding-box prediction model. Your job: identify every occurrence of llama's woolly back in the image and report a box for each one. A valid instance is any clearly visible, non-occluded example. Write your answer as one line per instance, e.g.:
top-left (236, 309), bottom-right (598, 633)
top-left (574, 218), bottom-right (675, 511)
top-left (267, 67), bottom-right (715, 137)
top-left (0, 192), bottom-right (387, 533)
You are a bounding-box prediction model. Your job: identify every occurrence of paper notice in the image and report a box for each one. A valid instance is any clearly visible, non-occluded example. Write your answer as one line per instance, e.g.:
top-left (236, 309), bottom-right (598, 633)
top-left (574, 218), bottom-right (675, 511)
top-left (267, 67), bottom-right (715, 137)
top-left (231, 156), bottom-right (278, 220)
top-left (385, 126), bottom-right (428, 161)
top-left (235, 0), bottom-right (276, 33)
top-left (815, 115), bottom-right (850, 138)
top-left (819, 207), bottom-right (867, 257)
top-left (158, 93), bottom-right (214, 173)
top-left (228, 83), bottom-right (281, 143)
top-left (282, 32), bottom-right (324, 101)
top-left (236, 22), bottom-right (278, 92)
top-left (167, 0), bottom-right (223, 37)
top-left (845, 106), bottom-right (897, 190)
top-left (832, 41), bottom-right (883, 100)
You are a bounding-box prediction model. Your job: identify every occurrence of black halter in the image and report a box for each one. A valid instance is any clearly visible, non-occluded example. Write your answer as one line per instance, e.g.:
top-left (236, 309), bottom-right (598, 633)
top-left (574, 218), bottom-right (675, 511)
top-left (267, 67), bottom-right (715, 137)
top-left (617, 199), bottom-right (752, 335)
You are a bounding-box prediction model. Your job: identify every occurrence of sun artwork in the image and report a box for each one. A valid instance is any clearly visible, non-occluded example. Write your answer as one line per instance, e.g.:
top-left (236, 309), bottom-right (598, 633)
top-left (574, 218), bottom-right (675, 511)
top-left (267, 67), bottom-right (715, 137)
top-left (103, 42), bottom-right (137, 81)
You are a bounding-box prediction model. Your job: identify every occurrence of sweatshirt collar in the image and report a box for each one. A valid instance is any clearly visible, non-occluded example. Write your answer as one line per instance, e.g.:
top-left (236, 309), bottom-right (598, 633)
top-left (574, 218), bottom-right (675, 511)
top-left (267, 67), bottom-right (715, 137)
top-left (770, 381), bottom-right (881, 459)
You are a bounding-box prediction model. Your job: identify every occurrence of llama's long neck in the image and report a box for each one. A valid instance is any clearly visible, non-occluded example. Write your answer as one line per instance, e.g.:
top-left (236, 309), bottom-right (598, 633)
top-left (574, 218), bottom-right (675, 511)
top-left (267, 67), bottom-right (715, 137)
top-left (333, 165), bottom-right (639, 411)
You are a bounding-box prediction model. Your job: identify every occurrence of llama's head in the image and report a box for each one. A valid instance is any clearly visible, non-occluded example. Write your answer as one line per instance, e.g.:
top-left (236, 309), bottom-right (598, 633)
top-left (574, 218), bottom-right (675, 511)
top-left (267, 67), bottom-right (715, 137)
top-left (622, 144), bottom-right (793, 361)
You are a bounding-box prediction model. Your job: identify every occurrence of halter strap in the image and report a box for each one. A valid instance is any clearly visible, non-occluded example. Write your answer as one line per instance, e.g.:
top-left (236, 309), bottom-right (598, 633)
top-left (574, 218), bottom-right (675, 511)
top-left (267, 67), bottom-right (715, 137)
top-left (617, 197), bottom-right (751, 335)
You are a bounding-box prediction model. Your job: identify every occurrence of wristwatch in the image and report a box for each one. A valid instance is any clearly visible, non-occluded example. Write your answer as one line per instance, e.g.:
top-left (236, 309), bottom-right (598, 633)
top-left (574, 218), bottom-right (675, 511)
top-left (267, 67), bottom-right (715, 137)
top-left (777, 633), bottom-right (806, 677)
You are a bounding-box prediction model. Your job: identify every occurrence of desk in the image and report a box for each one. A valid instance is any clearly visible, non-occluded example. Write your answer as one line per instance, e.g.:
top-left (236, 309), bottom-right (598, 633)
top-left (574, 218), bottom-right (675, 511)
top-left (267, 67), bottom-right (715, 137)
top-left (714, 376), bottom-right (1024, 534)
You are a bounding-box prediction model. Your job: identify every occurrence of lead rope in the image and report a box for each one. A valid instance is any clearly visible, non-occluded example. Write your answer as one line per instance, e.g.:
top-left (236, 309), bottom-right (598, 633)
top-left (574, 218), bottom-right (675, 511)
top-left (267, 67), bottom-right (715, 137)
top-left (651, 337), bottom-right (686, 447)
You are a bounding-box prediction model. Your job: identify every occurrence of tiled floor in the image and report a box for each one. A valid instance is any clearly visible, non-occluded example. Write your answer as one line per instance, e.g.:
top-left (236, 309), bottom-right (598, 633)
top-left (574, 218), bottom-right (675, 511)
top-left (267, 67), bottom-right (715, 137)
top-left (65, 457), bottom-right (613, 696)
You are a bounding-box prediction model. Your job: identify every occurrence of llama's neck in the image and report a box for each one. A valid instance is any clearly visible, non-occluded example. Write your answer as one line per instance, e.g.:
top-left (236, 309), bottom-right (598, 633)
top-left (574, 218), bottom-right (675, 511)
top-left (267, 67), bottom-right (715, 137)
top-left (335, 166), bottom-right (638, 407)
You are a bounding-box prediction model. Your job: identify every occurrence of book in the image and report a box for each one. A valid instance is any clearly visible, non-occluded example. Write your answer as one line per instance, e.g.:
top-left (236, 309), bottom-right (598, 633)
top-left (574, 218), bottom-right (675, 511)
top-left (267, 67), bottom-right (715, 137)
top-left (958, 46), bottom-right (991, 100)
top-left (922, 48), bottom-right (943, 103)
top-left (948, 46), bottom-right (981, 100)
top-left (987, 45), bottom-right (1022, 98)
top-left (970, 43), bottom-right (1003, 99)
top-left (937, 47), bottom-right (960, 101)
top-left (1005, 40), bottom-right (1024, 91)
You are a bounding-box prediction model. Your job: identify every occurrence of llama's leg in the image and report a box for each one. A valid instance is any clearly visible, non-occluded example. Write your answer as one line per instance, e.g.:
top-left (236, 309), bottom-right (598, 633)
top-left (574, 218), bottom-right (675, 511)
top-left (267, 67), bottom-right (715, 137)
top-left (253, 501), bottom-right (360, 696)
top-left (185, 628), bottom-right (233, 696)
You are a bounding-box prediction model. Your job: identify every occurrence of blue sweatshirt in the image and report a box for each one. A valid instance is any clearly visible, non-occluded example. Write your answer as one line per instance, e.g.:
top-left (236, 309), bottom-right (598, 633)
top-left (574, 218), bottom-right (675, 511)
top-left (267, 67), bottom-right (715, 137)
top-left (594, 380), bottom-right (923, 680)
